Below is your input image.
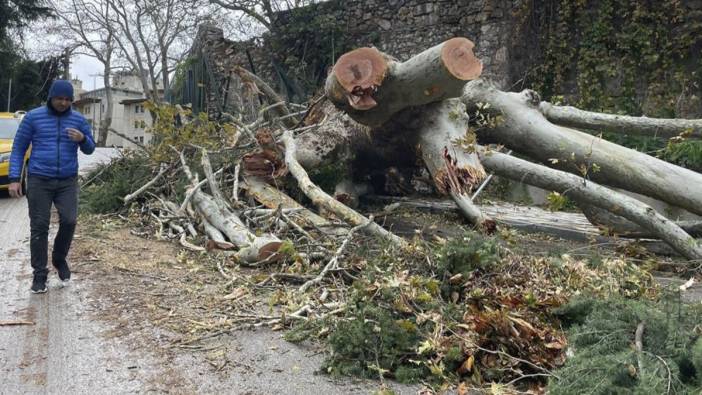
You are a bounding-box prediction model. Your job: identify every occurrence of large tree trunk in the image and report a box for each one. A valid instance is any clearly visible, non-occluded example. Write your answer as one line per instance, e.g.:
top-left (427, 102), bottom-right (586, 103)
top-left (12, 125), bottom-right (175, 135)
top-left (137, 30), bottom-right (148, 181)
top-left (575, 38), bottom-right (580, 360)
top-left (477, 147), bottom-right (702, 260)
top-left (417, 100), bottom-right (494, 231)
top-left (463, 79), bottom-right (702, 216)
top-left (293, 100), bottom-right (370, 169)
top-left (325, 38), bottom-right (482, 127)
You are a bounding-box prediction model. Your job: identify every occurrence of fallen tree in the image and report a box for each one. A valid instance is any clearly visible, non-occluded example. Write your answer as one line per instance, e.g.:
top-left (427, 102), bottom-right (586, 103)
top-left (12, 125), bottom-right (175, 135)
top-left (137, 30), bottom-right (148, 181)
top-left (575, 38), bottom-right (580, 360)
top-left (476, 147), bottom-right (702, 260)
top-left (308, 39), bottom-right (702, 257)
top-left (462, 80), bottom-right (702, 217)
top-left (115, 36), bottom-right (702, 273)
top-left (85, 32), bottom-right (702, 394)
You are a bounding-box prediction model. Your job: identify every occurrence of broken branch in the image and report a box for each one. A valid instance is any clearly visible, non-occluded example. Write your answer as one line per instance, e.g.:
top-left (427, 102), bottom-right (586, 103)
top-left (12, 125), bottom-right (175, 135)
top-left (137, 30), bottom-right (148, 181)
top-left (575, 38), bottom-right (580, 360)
top-left (281, 130), bottom-right (407, 248)
top-left (539, 101), bottom-right (702, 139)
top-left (477, 146), bottom-right (702, 260)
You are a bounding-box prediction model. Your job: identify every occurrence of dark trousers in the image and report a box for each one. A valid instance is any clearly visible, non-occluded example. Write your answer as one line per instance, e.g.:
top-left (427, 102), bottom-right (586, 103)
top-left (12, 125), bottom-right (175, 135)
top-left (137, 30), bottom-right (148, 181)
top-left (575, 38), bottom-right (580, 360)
top-left (26, 175), bottom-right (78, 280)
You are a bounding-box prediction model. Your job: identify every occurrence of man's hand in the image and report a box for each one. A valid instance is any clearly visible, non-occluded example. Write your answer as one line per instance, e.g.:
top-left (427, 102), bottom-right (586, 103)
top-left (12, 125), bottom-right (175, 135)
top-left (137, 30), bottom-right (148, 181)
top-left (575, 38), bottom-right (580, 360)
top-left (66, 128), bottom-right (84, 142)
top-left (8, 182), bottom-right (22, 198)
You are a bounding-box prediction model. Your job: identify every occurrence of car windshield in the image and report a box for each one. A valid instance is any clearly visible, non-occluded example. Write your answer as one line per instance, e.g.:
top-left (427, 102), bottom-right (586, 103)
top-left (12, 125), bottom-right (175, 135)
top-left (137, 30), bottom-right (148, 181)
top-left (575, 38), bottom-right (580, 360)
top-left (0, 118), bottom-right (21, 139)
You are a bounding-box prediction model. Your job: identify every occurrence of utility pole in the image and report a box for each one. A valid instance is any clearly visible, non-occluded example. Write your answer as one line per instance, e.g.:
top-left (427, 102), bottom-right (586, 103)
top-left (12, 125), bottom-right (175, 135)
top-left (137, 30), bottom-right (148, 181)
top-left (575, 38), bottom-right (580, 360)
top-left (88, 73), bottom-right (105, 90)
top-left (6, 79), bottom-right (11, 112)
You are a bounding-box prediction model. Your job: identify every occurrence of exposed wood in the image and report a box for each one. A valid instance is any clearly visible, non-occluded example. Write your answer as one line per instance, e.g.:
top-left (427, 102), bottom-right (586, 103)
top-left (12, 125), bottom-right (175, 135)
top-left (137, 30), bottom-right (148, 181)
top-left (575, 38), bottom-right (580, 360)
top-left (367, 195), bottom-right (610, 242)
top-left (463, 79), bottom-right (702, 216)
top-left (123, 164), bottom-right (168, 204)
top-left (241, 129), bottom-right (287, 181)
top-left (175, 148), bottom-right (282, 263)
top-left (202, 218), bottom-right (235, 251)
top-left (539, 101), bottom-right (702, 139)
top-left (281, 130), bottom-right (407, 248)
top-left (326, 38), bottom-right (482, 127)
top-left (243, 176), bottom-right (347, 236)
top-left (476, 146), bottom-right (702, 260)
top-left (191, 190), bottom-right (282, 262)
top-left (417, 100), bottom-right (494, 231)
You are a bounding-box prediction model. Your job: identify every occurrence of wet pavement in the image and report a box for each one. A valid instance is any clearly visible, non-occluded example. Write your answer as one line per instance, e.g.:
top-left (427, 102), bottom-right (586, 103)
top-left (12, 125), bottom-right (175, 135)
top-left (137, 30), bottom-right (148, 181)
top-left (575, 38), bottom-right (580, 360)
top-left (0, 148), bottom-right (159, 394)
top-left (0, 148), bottom-right (417, 394)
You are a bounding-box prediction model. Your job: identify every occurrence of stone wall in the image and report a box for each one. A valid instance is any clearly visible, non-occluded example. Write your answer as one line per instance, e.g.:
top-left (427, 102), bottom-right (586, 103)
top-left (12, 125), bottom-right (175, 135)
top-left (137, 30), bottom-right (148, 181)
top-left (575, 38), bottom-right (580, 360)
top-left (188, 0), bottom-right (700, 117)
top-left (271, 0), bottom-right (514, 87)
top-left (269, 0), bottom-right (515, 90)
top-left (185, 0), bottom-right (520, 114)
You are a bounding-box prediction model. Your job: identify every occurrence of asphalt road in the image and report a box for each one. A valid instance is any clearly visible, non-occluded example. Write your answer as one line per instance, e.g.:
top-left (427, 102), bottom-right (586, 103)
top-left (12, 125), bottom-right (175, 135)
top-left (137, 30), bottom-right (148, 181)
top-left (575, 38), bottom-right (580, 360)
top-left (0, 148), bottom-right (160, 394)
top-left (0, 148), bottom-right (416, 394)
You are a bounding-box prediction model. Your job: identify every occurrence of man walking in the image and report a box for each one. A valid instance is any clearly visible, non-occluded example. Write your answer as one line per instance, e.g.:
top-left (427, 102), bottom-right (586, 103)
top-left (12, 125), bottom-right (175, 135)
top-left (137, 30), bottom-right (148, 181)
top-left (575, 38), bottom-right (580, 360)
top-left (8, 80), bottom-right (96, 293)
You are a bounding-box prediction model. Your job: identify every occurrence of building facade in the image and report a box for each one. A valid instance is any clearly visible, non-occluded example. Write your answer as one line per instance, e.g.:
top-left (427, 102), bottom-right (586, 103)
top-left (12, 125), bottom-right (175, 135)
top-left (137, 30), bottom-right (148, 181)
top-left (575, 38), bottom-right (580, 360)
top-left (72, 73), bottom-right (156, 148)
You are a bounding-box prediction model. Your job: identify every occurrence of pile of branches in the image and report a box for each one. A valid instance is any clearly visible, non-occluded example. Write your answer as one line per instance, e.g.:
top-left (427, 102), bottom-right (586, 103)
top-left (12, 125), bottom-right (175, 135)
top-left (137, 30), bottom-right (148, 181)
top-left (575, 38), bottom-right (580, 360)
top-left (88, 38), bottom-right (702, 391)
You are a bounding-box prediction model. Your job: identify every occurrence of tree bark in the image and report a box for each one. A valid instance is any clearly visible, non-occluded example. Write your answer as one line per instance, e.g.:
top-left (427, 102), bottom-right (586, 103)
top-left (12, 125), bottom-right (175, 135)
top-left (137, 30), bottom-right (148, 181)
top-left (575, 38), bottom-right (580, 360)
top-left (539, 101), bottom-right (702, 139)
top-left (292, 100), bottom-right (370, 169)
top-left (243, 176), bottom-right (347, 236)
top-left (416, 100), bottom-right (494, 231)
top-left (463, 79), bottom-right (702, 216)
top-left (281, 130), bottom-right (407, 248)
top-left (580, 203), bottom-right (702, 238)
top-left (175, 148), bottom-right (282, 262)
top-left (191, 189), bottom-right (282, 262)
top-left (99, 60), bottom-right (113, 147)
top-left (325, 38), bottom-right (482, 127)
top-left (477, 147), bottom-right (702, 260)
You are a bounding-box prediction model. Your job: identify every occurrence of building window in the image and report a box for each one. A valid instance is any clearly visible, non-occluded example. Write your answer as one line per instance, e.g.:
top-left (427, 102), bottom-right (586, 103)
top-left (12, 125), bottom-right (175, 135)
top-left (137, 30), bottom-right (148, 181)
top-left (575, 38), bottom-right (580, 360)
top-left (101, 104), bottom-right (104, 113)
top-left (85, 106), bottom-right (91, 114)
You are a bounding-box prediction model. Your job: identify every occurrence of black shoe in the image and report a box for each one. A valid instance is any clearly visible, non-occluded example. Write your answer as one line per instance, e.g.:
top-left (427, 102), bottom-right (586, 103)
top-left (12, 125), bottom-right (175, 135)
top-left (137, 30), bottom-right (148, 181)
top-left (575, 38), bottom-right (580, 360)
top-left (53, 259), bottom-right (71, 282)
top-left (31, 277), bottom-right (48, 294)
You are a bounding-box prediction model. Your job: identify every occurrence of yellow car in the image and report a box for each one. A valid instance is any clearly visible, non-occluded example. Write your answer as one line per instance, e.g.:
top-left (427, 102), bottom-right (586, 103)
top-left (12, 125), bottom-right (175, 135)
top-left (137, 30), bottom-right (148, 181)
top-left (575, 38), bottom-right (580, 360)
top-left (0, 111), bottom-right (29, 193)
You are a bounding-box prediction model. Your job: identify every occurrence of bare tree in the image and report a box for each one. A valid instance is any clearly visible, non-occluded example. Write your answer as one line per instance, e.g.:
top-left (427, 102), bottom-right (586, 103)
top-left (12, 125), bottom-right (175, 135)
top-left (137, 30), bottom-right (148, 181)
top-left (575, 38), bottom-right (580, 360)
top-left (208, 0), bottom-right (320, 32)
top-left (49, 0), bottom-right (117, 146)
top-left (106, 0), bottom-right (204, 103)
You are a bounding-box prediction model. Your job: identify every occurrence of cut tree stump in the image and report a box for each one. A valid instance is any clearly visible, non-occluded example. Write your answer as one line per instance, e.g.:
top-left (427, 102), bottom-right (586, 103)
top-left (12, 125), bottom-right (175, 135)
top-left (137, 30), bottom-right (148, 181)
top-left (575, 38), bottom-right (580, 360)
top-left (326, 37), bottom-right (482, 127)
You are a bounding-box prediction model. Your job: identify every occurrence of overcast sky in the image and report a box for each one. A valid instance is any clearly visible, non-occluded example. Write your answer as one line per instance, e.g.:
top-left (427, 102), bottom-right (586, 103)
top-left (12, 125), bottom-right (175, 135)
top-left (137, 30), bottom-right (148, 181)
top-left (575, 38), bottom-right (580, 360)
top-left (71, 54), bottom-right (105, 91)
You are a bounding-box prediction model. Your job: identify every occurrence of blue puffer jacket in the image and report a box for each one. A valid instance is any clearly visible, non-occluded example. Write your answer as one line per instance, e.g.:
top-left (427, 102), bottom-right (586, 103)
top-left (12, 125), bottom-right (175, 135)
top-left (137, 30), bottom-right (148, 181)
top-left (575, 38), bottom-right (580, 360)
top-left (9, 106), bottom-right (96, 182)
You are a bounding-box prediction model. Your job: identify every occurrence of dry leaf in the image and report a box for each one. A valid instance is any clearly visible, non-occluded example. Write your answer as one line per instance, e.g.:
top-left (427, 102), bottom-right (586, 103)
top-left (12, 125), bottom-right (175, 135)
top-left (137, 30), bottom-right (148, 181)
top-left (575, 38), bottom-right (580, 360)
top-left (457, 355), bottom-right (475, 375)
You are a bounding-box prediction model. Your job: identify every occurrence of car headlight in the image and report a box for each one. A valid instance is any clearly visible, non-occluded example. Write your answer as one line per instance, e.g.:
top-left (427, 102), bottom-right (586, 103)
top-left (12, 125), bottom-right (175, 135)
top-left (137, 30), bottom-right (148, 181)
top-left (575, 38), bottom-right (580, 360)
top-left (0, 152), bottom-right (10, 164)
